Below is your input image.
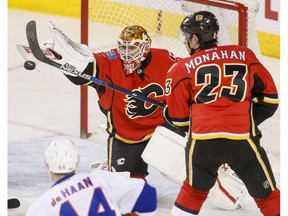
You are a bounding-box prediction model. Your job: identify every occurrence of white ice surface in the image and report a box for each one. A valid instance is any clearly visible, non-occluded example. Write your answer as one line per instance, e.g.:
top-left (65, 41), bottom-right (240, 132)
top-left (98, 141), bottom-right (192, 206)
top-left (7, 9), bottom-right (282, 216)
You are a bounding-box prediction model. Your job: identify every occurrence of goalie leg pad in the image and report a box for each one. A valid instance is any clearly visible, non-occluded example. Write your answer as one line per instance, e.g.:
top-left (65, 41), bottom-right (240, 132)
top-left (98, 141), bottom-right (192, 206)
top-left (208, 164), bottom-right (248, 210)
top-left (90, 160), bottom-right (130, 178)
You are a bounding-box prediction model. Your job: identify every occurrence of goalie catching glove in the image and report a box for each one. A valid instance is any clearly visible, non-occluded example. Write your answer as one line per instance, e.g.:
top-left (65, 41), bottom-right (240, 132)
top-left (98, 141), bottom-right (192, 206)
top-left (46, 21), bottom-right (95, 77)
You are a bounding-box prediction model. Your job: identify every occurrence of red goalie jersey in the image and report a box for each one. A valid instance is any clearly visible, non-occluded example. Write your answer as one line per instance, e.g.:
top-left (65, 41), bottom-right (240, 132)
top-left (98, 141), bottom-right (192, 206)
top-left (165, 45), bottom-right (279, 140)
top-left (66, 48), bottom-right (178, 142)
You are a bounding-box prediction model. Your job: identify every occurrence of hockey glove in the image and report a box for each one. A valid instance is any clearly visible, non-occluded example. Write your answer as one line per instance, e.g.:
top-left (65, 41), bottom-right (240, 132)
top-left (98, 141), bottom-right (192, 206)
top-left (48, 21), bottom-right (95, 77)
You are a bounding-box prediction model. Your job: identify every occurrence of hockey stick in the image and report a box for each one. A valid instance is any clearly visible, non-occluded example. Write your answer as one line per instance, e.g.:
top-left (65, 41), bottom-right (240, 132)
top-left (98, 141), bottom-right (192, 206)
top-left (8, 198), bottom-right (20, 209)
top-left (26, 20), bottom-right (166, 108)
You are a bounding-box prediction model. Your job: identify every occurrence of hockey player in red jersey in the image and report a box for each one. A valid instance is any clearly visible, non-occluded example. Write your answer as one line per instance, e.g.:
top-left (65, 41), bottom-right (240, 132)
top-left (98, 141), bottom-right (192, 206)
top-left (165, 11), bottom-right (280, 215)
top-left (52, 25), bottom-right (179, 180)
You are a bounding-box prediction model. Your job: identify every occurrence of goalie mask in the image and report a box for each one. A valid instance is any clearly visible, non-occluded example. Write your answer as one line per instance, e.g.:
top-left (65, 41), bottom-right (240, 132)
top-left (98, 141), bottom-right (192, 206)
top-left (117, 25), bottom-right (151, 75)
top-left (45, 139), bottom-right (79, 174)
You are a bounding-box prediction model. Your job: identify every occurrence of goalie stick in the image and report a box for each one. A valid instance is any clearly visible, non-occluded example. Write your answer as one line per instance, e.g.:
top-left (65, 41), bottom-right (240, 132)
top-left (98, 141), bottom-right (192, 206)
top-left (8, 198), bottom-right (20, 209)
top-left (26, 20), bottom-right (165, 108)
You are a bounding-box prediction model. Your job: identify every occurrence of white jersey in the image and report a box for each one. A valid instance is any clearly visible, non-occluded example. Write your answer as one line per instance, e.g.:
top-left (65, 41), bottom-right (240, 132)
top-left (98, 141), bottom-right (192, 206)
top-left (26, 170), bottom-right (157, 216)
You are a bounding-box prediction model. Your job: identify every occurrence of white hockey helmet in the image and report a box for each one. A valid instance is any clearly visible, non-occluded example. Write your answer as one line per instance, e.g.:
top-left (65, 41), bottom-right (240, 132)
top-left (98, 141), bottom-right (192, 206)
top-left (45, 139), bottom-right (79, 174)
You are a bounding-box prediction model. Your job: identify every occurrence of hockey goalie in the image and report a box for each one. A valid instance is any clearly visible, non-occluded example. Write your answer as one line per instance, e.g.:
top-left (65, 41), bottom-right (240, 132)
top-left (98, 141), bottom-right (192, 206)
top-left (142, 126), bottom-right (248, 210)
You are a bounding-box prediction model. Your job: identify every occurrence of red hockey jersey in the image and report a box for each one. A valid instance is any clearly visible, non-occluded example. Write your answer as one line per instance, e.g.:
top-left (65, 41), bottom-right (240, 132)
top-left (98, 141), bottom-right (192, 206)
top-left (93, 48), bottom-right (177, 142)
top-left (165, 45), bottom-right (278, 140)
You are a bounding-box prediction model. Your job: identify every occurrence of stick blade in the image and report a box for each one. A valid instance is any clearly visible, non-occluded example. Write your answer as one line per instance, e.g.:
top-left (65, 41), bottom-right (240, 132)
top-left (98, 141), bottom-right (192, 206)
top-left (26, 20), bottom-right (59, 67)
top-left (26, 20), bottom-right (44, 61)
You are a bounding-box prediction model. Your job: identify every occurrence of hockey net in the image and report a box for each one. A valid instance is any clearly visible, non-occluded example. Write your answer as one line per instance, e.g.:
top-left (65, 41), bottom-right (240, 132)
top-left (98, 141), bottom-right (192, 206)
top-left (80, 0), bottom-right (279, 176)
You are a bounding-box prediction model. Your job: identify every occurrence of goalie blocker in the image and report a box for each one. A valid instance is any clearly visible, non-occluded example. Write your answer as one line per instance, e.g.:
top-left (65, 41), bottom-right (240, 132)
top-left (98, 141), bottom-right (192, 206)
top-left (141, 126), bottom-right (247, 210)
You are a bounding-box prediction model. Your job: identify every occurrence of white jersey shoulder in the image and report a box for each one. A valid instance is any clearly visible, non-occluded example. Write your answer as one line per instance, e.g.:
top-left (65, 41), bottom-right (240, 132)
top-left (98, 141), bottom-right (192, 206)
top-left (26, 170), bottom-right (154, 216)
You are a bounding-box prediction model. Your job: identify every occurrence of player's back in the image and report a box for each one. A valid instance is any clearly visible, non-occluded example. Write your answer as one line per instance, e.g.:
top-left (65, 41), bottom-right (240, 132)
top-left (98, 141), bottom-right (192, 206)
top-left (26, 170), bottom-right (148, 216)
top-left (166, 45), bottom-right (276, 140)
top-left (190, 45), bottom-right (257, 139)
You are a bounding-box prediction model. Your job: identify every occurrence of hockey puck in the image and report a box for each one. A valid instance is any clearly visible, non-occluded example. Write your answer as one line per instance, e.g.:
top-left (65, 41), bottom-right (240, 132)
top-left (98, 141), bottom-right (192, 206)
top-left (24, 60), bottom-right (36, 70)
top-left (8, 198), bottom-right (20, 209)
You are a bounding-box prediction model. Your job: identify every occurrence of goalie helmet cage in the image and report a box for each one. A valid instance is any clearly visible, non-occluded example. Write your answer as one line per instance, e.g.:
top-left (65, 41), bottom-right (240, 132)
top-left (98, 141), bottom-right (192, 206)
top-left (79, 0), bottom-right (279, 172)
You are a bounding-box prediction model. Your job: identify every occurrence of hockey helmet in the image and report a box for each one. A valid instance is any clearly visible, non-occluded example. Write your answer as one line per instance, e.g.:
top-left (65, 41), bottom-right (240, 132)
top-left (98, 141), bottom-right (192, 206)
top-left (45, 139), bottom-right (79, 174)
top-left (117, 25), bottom-right (151, 75)
top-left (180, 11), bottom-right (219, 44)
